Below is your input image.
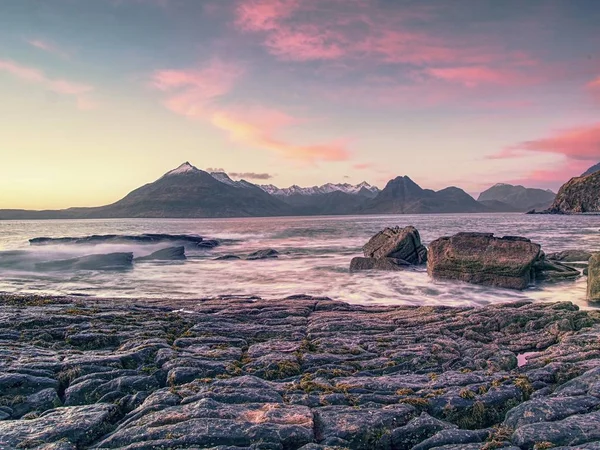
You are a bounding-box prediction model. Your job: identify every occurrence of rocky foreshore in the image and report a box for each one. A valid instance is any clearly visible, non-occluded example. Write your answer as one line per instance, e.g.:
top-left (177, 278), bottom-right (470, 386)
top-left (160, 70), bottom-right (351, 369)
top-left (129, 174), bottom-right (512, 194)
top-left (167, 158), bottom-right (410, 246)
top-left (2, 294), bottom-right (600, 449)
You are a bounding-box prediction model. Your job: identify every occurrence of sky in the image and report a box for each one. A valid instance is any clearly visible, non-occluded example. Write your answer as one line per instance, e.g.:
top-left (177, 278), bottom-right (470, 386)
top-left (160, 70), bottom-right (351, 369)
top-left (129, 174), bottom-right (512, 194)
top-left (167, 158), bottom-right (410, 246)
top-left (0, 0), bottom-right (599, 209)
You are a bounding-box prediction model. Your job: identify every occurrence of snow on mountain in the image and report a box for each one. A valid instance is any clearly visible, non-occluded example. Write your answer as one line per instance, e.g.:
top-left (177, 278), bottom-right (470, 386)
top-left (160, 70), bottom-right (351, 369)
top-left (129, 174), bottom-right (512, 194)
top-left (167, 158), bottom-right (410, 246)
top-left (209, 172), bottom-right (259, 189)
top-left (210, 172), bottom-right (238, 186)
top-left (205, 169), bottom-right (379, 196)
top-left (164, 162), bottom-right (201, 176)
top-left (259, 182), bottom-right (379, 196)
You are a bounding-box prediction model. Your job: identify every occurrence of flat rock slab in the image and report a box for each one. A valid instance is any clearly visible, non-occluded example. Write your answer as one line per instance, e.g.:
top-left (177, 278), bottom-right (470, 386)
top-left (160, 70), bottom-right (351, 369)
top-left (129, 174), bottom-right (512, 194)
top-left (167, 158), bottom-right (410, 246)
top-left (1, 294), bottom-right (600, 449)
top-left (29, 233), bottom-right (210, 248)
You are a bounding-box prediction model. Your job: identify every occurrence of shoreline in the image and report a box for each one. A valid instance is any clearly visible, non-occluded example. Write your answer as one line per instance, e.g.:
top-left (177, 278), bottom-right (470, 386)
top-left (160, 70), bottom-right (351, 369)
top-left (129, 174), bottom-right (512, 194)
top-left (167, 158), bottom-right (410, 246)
top-left (1, 293), bottom-right (600, 448)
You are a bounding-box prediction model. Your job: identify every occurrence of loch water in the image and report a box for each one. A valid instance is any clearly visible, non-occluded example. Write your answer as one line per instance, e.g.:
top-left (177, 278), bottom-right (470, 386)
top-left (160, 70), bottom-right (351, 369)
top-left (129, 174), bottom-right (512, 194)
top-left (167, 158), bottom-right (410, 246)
top-left (0, 213), bottom-right (599, 309)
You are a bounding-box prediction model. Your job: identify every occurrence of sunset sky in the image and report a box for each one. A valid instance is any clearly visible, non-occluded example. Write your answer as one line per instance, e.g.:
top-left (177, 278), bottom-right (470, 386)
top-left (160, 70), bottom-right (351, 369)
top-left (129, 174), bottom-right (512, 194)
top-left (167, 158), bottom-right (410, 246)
top-left (1, 0), bottom-right (599, 209)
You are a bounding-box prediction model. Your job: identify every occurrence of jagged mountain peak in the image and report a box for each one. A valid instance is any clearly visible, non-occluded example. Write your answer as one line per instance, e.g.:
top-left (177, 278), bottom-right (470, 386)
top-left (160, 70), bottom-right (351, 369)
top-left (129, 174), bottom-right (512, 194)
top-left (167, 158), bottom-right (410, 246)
top-left (164, 162), bottom-right (201, 176)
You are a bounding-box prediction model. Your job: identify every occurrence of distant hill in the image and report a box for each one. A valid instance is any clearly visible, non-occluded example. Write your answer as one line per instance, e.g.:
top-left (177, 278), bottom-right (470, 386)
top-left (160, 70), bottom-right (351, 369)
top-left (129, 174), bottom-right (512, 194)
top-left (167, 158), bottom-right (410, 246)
top-left (477, 183), bottom-right (555, 212)
top-left (360, 176), bottom-right (490, 214)
top-left (582, 162), bottom-right (600, 177)
top-left (547, 171), bottom-right (600, 213)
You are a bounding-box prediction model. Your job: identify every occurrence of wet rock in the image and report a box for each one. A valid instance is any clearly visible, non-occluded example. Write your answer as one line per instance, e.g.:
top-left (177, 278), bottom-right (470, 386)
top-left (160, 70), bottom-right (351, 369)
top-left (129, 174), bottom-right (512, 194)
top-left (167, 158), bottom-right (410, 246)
top-left (504, 395), bottom-right (600, 428)
top-left (1, 295), bottom-right (600, 448)
top-left (587, 253), bottom-right (600, 302)
top-left (135, 246), bottom-right (186, 261)
top-left (0, 404), bottom-right (118, 448)
top-left (411, 428), bottom-right (490, 450)
top-left (427, 232), bottom-right (541, 289)
top-left (0, 373), bottom-right (59, 396)
top-left (36, 252), bottom-right (134, 271)
top-left (96, 399), bottom-right (314, 449)
top-left (198, 239), bottom-right (220, 248)
top-left (349, 257), bottom-right (411, 272)
top-left (363, 226), bottom-right (427, 264)
top-left (390, 412), bottom-right (457, 450)
top-left (512, 410), bottom-right (600, 449)
top-left (215, 254), bottom-right (242, 260)
top-left (547, 249), bottom-right (592, 262)
top-left (30, 233), bottom-right (206, 247)
top-left (534, 259), bottom-right (580, 283)
top-left (246, 249), bottom-right (279, 260)
top-left (314, 404), bottom-right (415, 448)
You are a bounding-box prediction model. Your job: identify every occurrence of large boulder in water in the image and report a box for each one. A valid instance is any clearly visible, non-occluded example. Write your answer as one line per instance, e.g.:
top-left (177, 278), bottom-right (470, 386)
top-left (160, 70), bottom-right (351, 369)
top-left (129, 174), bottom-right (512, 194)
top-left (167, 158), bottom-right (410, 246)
top-left (427, 233), bottom-right (541, 290)
top-left (363, 226), bottom-right (427, 265)
top-left (350, 257), bottom-right (411, 272)
top-left (135, 246), bottom-right (186, 261)
top-left (36, 252), bottom-right (134, 271)
top-left (587, 253), bottom-right (600, 303)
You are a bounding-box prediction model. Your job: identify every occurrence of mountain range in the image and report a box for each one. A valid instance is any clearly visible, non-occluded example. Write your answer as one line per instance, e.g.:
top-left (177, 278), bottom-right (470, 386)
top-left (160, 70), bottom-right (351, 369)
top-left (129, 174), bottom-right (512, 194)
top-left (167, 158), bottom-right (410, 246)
top-left (0, 162), bottom-right (559, 219)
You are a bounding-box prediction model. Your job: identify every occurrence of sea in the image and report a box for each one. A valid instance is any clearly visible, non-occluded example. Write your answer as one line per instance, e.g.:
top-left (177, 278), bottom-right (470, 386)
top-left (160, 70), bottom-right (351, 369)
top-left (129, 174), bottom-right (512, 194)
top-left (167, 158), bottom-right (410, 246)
top-left (0, 214), bottom-right (599, 309)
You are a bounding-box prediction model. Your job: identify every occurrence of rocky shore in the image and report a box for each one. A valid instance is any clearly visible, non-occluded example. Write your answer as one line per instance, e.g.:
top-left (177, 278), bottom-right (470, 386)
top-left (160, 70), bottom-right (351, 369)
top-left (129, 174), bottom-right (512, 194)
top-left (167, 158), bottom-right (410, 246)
top-left (2, 294), bottom-right (600, 449)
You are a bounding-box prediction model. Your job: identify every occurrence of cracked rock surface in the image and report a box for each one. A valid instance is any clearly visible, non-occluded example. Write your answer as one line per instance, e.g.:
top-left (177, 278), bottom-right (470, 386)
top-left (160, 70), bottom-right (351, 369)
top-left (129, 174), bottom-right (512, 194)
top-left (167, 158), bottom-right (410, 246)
top-left (1, 294), bottom-right (600, 449)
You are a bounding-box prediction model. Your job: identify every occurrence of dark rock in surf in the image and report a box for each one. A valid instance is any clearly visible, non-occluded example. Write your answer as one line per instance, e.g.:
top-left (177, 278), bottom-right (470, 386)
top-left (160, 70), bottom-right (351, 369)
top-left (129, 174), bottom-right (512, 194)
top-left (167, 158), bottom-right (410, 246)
top-left (363, 226), bottom-right (427, 265)
top-left (587, 253), bottom-right (600, 303)
top-left (214, 254), bottom-right (242, 260)
top-left (427, 232), bottom-right (541, 290)
top-left (197, 239), bottom-right (219, 248)
top-left (29, 233), bottom-right (207, 247)
top-left (135, 246), bottom-right (186, 261)
top-left (547, 249), bottom-right (592, 262)
top-left (349, 257), bottom-right (410, 272)
top-left (246, 249), bottom-right (279, 260)
top-left (533, 259), bottom-right (580, 283)
top-left (36, 252), bottom-right (134, 271)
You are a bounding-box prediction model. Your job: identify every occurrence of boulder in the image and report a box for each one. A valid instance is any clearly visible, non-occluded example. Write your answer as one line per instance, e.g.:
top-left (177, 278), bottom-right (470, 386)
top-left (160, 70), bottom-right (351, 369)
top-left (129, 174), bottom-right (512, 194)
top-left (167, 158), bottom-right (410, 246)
top-left (135, 246), bottom-right (186, 261)
top-left (36, 252), bottom-right (133, 271)
top-left (246, 249), bottom-right (279, 260)
top-left (547, 249), bottom-right (592, 262)
top-left (587, 253), bottom-right (600, 303)
top-left (427, 233), bottom-right (541, 290)
top-left (350, 257), bottom-right (410, 272)
top-left (363, 226), bottom-right (427, 264)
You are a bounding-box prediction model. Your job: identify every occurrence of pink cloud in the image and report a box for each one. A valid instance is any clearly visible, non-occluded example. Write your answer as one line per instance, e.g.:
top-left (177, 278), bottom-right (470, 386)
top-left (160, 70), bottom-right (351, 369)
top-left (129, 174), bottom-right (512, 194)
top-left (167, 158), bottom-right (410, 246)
top-left (353, 162), bottom-right (373, 170)
top-left (0, 59), bottom-right (94, 109)
top-left (494, 122), bottom-right (600, 161)
top-left (26, 39), bottom-right (70, 59)
top-left (152, 58), bottom-right (350, 163)
top-left (151, 59), bottom-right (244, 118)
top-left (233, 0), bottom-right (538, 73)
top-left (210, 109), bottom-right (349, 163)
top-left (425, 66), bottom-right (537, 87)
top-left (235, 0), bottom-right (299, 32)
